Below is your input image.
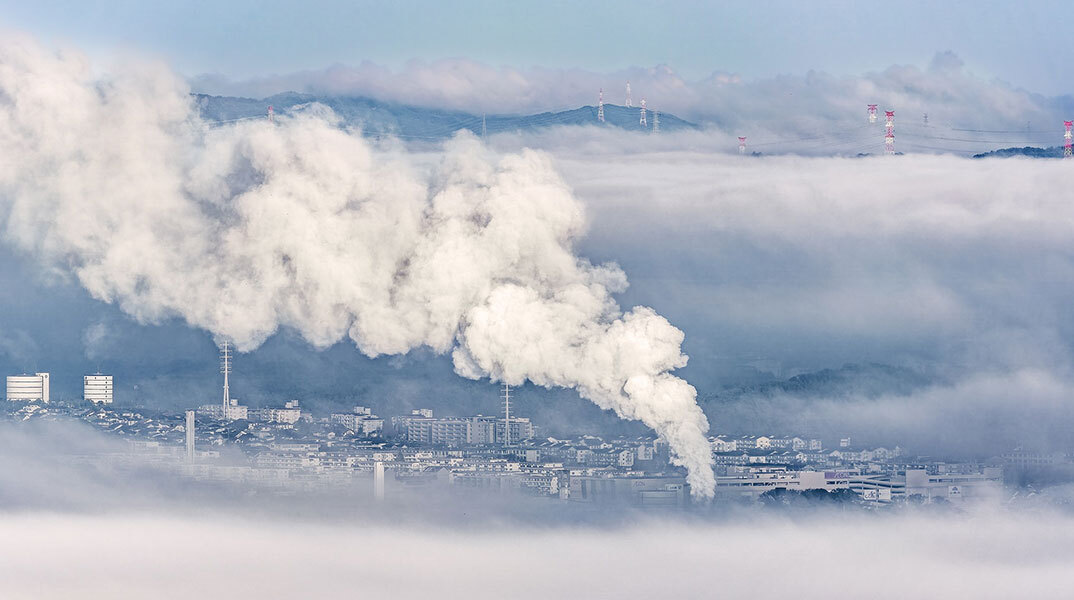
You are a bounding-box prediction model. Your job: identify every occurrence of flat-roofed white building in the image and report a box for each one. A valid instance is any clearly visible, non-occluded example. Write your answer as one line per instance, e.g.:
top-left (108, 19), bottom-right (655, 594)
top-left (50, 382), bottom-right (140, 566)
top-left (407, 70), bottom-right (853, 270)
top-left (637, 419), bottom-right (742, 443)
top-left (84, 374), bottom-right (113, 404)
top-left (7, 373), bottom-right (49, 403)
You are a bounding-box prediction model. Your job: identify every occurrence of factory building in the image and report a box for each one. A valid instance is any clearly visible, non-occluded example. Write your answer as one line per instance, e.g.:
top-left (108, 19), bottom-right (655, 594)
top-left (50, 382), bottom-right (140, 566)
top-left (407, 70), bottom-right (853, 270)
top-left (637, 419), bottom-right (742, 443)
top-left (713, 467), bottom-right (851, 500)
top-left (568, 475), bottom-right (689, 507)
top-left (708, 465), bottom-right (1003, 504)
top-left (83, 374), bottom-right (113, 404)
top-left (7, 373), bottom-right (50, 403)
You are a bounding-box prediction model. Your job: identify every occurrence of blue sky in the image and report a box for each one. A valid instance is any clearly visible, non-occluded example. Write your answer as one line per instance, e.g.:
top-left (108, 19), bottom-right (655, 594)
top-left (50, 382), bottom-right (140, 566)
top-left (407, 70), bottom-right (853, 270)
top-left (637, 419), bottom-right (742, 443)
top-left (0, 0), bottom-right (1069, 95)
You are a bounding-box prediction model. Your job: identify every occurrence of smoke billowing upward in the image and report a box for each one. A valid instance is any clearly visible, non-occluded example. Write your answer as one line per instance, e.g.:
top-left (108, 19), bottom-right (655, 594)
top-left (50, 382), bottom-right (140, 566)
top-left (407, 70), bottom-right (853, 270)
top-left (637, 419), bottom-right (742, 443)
top-left (0, 37), bottom-right (715, 494)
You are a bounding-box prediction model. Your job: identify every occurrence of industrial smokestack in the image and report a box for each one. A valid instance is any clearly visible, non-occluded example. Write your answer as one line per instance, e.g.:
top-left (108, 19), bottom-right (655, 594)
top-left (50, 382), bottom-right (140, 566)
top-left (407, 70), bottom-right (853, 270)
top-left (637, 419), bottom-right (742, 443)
top-left (185, 410), bottom-right (195, 463)
top-left (374, 462), bottom-right (385, 501)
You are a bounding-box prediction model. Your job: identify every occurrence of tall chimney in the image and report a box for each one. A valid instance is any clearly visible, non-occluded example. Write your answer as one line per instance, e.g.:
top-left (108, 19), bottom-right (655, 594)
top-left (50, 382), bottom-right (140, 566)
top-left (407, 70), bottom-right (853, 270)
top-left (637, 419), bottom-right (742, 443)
top-left (185, 410), bottom-right (195, 463)
top-left (374, 461), bottom-right (385, 501)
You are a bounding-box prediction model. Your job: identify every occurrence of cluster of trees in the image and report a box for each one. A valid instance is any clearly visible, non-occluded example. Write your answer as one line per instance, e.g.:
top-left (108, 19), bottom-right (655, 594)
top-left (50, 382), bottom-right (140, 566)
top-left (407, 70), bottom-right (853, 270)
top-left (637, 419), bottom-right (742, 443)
top-left (758, 487), bottom-right (859, 508)
top-left (972, 146), bottom-right (1063, 159)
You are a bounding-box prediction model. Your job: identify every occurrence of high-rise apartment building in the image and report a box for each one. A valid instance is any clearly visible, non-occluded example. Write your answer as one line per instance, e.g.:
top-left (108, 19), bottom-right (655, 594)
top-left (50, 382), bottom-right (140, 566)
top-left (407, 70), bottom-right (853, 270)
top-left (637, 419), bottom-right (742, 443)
top-left (7, 373), bottom-right (50, 403)
top-left (84, 374), bottom-right (113, 404)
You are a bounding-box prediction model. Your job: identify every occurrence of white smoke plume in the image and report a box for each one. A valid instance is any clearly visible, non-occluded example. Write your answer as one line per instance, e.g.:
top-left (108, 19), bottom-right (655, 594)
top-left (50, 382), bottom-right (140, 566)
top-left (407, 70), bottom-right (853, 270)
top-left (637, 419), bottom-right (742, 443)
top-left (0, 36), bottom-right (716, 494)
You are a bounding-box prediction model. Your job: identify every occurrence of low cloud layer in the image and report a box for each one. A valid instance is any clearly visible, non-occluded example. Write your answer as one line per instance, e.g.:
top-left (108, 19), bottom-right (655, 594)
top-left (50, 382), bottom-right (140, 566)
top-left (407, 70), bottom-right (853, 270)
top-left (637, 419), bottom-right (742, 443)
top-left (3, 420), bottom-right (1072, 600)
top-left (2, 509), bottom-right (1072, 599)
top-left (533, 141), bottom-right (1074, 450)
top-left (552, 147), bottom-right (1074, 371)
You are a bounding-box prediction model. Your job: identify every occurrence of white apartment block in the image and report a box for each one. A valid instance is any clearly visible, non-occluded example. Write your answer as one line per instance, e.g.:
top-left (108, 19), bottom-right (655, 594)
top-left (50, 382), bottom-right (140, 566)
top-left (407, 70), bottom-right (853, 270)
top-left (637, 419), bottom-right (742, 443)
top-left (7, 373), bottom-right (50, 403)
top-left (84, 374), bottom-right (113, 404)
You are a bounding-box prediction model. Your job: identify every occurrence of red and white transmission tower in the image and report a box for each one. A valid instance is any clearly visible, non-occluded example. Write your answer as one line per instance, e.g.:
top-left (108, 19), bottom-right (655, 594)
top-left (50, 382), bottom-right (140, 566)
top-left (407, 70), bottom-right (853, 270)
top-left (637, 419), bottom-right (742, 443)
top-left (639, 98), bottom-right (647, 127)
top-left (220, 341), bottom-right (232, 412)
top-left (885, 110), bottom-right (895, 155)
top-left (1065, 120), bottom-right (1072, 158)
top-left (867, 104), bottom-right (878, 123)
top-left (738, 136), bottom-right (747, 154)
top-left (597, 89), bottom-right (605, 123)
top-left (626, 82), bottom-right (633, 108)
top-left (267, 105), bottom-right (274, 124)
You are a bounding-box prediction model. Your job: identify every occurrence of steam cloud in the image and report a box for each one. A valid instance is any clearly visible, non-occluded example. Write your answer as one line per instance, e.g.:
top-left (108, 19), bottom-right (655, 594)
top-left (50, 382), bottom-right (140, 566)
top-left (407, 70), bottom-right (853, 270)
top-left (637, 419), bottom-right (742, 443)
top-left (0, 37), bottom-right (715, 494)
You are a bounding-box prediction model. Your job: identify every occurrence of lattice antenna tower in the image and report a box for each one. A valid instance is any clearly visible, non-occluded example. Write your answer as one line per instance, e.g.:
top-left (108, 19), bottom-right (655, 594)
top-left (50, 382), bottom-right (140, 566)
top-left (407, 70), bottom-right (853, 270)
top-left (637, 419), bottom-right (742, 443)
top-left (639, 98), bottom-right (647, 127)
top-left (267, 105), bottom-right (274, 124)
top-left (220, 341), bottom-right (232, 410)
top-left (738, 136), bottom-right (747, 154)
top-left (502, 382), bottom-right (512, 447)
top-left (885, 111), bottom-right (896, 155)
top-left (1065, 120), bottom-right (1072, 158)
top-left (597, 89), bottom-right (605, 123)
top-left (625, 82), bottom-right (632, 108)
top-left (867, 104), bottom-right (878, 123)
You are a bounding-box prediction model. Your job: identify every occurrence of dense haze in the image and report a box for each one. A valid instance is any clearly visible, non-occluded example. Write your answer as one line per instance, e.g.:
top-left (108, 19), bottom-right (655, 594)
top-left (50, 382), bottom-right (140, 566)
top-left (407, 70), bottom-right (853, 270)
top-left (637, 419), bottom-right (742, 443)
top-left (4, 510), bottom-right (1074, 599)
top-left (551, 145), bottom-right (1074, 454)
top-left (3, 419), bottom-right (1074, 600)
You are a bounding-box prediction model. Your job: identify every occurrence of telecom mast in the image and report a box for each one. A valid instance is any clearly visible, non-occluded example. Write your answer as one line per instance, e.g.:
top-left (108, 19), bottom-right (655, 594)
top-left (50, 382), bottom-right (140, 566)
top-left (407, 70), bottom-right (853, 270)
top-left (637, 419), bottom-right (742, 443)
top-left (625, 82), bottom-right (632, 108)
top-left (598, 89), bottom-right (605, 123)
top-left (220, 341), bottom-right (232, 411)
top-left (502, 382), bottom-right (512, 447)
top-left (639, 98), bottom-right (647, 127)
top-left (885, 111), bottom-right (895, 155)
top-left (868, 104), bottom-right (878, 123)
top-left (267, 105), bottom-right (274, 124)
top-left (1065, 121), bottom-right (1072, 158)
top-left (652, 110), bottom-right (660, 133)
top-left (738, 136), bottom-right (747, 154)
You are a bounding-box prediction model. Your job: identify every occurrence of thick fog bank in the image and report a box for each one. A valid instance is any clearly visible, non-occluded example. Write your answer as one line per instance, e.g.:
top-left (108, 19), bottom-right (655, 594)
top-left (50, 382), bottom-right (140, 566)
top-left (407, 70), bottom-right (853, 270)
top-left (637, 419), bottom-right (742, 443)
top-left (1, 510), bottom-right (1070, 599)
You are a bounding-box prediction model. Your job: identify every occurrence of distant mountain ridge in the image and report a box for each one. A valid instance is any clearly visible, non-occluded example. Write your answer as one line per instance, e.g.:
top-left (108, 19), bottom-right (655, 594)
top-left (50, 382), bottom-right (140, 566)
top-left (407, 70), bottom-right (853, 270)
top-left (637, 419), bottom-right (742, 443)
top-left (195, 92), bottom-right (697, 140)
top-left (704, 363), bottom-right (938, 403)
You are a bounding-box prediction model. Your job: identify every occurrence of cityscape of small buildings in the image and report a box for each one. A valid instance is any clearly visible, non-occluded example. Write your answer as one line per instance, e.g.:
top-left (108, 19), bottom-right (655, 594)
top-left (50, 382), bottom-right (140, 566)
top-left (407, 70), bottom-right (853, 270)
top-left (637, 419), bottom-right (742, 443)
top-left (4, 357), bottom-right (1066, 510)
